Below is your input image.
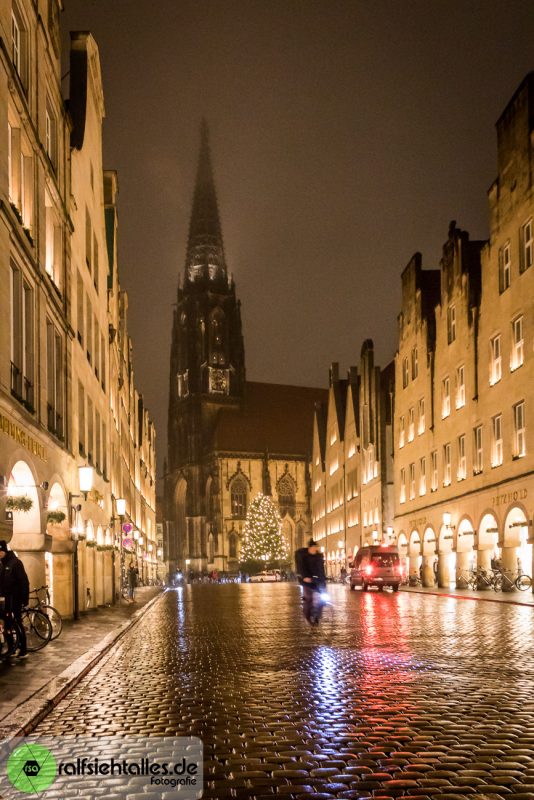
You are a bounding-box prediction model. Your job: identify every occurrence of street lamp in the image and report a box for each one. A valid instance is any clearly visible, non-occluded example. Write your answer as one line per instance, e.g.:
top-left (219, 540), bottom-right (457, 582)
top-left (78, 465), bottom-right (94, 500)
top-left (116, 497), bottom-right (126, 517)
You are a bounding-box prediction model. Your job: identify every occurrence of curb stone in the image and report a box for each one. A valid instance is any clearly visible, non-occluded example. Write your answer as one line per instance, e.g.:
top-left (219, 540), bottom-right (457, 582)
top-left (401, 586), bottom-right (534, 607)
top-left (0, 591), bottom-right (163, 740)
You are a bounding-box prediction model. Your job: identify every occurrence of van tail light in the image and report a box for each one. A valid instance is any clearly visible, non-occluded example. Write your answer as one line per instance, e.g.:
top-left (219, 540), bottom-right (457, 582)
top-left (365, 565), bottom-right (374, 576)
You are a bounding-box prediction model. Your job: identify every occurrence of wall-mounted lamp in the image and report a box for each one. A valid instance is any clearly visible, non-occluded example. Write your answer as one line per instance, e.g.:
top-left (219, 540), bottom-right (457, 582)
top-left (116, 497), bottom-right (126, 517)
top-left (442, 512), bottom-right (455, 529)
top-left (78, 466), bottom-right (94, 501)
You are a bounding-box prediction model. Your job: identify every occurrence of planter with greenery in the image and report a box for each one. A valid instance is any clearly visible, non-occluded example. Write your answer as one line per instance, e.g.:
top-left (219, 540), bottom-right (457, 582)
top-left (6, 495), bottom-right (33, 513)
top-left (47, 510), bottom-right (66, 525)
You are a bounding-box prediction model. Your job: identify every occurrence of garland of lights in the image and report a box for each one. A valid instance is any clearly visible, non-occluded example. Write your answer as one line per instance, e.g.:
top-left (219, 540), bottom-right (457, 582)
top-left (240, 493), bottom-right (289, 566)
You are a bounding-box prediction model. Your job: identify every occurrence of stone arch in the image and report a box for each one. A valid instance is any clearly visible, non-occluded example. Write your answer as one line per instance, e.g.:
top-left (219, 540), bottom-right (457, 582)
top-left (503, 505), bottom-right (531, 578)
top-left (477, 511), bottom-right (500, 552)
top-left (96, 525), bottom-right (104, 546)
top-left (409, 529), bottom-right (421, 555)
top-left (8, 459), bottom-right (42, 537)
top-left (423, 526), bottom-right (437, 555)
top-left (457, 516), bottom-right (476, 553)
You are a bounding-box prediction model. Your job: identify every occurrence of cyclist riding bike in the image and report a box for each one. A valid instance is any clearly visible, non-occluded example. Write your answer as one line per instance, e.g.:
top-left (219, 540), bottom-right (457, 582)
top-left (296, 539), bottom-right (327, 626)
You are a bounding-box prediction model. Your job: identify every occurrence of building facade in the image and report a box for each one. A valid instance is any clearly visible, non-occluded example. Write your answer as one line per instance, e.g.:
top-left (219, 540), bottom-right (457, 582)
top-left (311, 344), bottom-right (395, 574)
top-left (0, 4), bottom-right (157, 616)
top-left (165, 126), bottom-right (326, 575)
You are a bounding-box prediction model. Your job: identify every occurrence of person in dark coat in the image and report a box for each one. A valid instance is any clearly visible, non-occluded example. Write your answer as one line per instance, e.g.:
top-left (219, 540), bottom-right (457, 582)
top-left (297, 539), bottom-right (327, 626)
top-left (0, 540), bottom-right (29, 657)
top-left (127, 560), bottom-right (139, 602)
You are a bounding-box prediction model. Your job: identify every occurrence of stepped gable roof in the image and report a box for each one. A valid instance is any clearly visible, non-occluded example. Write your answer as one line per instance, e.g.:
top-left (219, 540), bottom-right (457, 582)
top-left (213, 381), bottom-right (328, 457)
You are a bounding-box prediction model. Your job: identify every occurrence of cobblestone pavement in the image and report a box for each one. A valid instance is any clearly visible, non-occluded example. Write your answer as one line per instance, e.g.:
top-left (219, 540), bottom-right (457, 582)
top-left (0, 587), bottom-right (159, 722)
top-left (34, 583), bottom-right (534, 799)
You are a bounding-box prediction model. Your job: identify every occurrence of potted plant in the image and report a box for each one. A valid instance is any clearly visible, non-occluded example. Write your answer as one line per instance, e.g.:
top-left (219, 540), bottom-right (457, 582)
top-left (47, 510), bottom-right (66, 525)
top-left (6, 495), bottom-right (33, 513)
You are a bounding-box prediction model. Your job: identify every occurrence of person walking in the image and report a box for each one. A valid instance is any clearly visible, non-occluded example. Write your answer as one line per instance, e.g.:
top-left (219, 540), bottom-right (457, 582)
top-left (127, 560), bottom-right (138, 602)
top-left (0, 540), bottom-right (29, 658)
top-left (295, 539), bottom-right (327, 626)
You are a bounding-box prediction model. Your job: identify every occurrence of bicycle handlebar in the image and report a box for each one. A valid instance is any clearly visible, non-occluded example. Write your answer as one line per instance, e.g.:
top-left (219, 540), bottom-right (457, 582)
top-left (29, 585), bottom-right (49, 593)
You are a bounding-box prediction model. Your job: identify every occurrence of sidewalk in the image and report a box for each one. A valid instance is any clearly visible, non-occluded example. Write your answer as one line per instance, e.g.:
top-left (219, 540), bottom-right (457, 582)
top-left (0, 586), bottom-right (161, 731)
top-left (401, 583), bottom-right (534, 606)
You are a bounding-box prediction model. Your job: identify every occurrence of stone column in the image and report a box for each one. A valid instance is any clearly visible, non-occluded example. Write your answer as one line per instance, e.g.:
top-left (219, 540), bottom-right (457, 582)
top-left (408, 554), bottom-right (419, 582)
top-left (10, 532), bottom-right (48, 600)
top-left (437, 553), bottom-right (450, 588)
top-left (422, 555), bottom-right (435, 587)
top-left (456, 551), bottom-right (470, 588)
top-left (476, 549), bottom-right (492, 591)
top-left (501, 546), bottom-right (517, 592)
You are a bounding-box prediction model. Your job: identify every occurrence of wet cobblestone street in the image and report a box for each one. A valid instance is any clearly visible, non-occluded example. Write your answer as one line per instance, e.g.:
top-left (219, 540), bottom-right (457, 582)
top-left (34, 584), bottom-right (534, 798)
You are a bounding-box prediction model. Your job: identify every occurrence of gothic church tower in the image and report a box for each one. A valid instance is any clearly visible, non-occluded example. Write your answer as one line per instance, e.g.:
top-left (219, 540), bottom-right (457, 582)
top-left (166, 123), bottom-right (245, 571)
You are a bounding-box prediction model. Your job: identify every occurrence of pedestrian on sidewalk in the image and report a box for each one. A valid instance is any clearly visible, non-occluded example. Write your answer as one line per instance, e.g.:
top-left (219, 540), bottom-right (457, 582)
top-left (127, 560), bottom-right (138, 602)
top-left (0, 540), bottom-right (29, 658)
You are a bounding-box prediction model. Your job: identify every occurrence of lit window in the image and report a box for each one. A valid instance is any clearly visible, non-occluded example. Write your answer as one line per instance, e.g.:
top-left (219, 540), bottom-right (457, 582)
top-left (230, 476), bottom-right (248, 518)
top-left (409, 463), bottom-right (415, 500)
top-left (11, 5), bottom-right (27, 87)
top-left (443, 443), bottom-right (451, 486)
top-left (399, 415), bottom-right (405, 448)
top-left (511, 316), bottom-right (524, 371)
top-left (447, 305), bottom-right (456, 344)
top-left (419, 457), bottom-right (426, 496)
top-left (442, 376), bottom-right (451, 418)
top-left (400, 468), bottom-right (406, 504)
top-left (402, 357), bottom-right (409, 389)
top-left (411, 347), bottom-right (418, 380)
top-left (457, 434), bottom-right (466, 480)
top-left (499, 242), bottom-right (511, 293)
top-left (456, 365), bottom-right (465, 409)
top-left (418, 397), bottom-right (425, 434)
top-left (408, 407), bottom-right (415, 442)
top-left (473, 425), bottom-right (483, 474)
top-left (45, 98), bottom-right (57, 169)
top-left (491, 414), bottom-right (503, 467)
top-left (490, 335), bottom-right (502, 385)
top-left (513, 401), bottom-right (526, 459)
top-left (520, 218), bottom-right (533, 273)
top-left (431, 450), bottom-right (438, 492)
top-left (45, 190), bottom-right (61, 288)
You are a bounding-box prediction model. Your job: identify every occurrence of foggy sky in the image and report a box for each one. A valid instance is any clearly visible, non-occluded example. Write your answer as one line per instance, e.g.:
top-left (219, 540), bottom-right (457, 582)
top-left (61, 1), bottom-right (534, 476)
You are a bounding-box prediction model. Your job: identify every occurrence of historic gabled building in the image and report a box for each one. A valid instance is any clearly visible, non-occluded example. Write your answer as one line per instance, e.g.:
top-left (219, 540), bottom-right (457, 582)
top-left (165, 125), bottom-right (326, 575)
top-left (311, 343), bottom-right (394, 575)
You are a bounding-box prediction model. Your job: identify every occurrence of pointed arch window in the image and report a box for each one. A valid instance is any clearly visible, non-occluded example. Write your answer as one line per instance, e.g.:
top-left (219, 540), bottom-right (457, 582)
top-left (210, 308), bottom-right (226, 366)
top-left (278, 473), bottom-right (296, 518)
top-left (229, 532), bottom-right (238, 559)
top-left (230, 476), bottom-right (248, 518)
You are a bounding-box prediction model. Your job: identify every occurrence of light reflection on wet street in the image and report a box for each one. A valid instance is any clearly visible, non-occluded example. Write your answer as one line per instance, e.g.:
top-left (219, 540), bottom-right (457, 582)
top-left (35, 584), bottom-right (534, 798)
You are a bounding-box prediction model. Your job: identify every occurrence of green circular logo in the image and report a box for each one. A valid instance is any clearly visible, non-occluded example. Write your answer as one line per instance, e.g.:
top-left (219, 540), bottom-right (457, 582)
top-left (7, 743), bottom-right (57, 794)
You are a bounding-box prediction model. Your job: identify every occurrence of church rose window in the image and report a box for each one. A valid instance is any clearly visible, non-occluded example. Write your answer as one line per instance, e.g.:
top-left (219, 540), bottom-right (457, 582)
top-left (230, 477), bottom-right (248, 518)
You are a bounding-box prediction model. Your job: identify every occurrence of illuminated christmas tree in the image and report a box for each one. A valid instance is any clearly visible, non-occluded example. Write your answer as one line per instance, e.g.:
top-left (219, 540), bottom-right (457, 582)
top-left (240, 493), bottom-right (289, 571)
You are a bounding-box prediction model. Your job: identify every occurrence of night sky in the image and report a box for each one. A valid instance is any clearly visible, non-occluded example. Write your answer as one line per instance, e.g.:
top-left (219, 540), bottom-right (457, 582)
top-left (61, 1), bottom-right (534, 474)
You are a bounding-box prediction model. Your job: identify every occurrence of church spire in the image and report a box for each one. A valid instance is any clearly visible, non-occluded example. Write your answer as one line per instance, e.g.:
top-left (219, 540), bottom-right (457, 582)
top-left (185, 120), bottom-right (226, 281)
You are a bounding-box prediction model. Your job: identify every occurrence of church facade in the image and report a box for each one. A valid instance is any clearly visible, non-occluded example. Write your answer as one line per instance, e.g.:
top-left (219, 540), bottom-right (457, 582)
top-left (164, 125), bottom-right (326, 575)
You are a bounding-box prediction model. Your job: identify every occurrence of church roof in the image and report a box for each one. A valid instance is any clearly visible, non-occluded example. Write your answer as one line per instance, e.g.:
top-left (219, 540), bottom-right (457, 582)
top-left (213, 381), bottom-right (328, 458)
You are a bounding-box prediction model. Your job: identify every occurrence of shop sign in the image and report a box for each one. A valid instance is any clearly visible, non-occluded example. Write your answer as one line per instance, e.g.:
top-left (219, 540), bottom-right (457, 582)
top-left (492, 488), bottom-right (527, 507)
top-left (0, 412), bottom-right (47, 462)
top-left (409, 517), bottom-right (427, 529)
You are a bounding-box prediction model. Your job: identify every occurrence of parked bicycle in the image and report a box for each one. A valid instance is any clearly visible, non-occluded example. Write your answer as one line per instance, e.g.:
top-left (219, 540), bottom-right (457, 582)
top-left (29, 585), bottom-right (63, 640)
top-left (493, 568), bottom-right (533, 592)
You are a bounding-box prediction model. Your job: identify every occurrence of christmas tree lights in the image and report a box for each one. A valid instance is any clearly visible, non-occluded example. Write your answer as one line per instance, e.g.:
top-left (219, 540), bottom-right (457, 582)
top-left (239, 493), bottom-right (290, 572)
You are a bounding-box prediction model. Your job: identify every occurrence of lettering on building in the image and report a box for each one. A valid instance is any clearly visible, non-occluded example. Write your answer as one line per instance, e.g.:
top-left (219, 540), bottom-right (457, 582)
top-left (492, 489), bottom-right (527, 508)
top-left (0, 412), bottom-right (47, 462)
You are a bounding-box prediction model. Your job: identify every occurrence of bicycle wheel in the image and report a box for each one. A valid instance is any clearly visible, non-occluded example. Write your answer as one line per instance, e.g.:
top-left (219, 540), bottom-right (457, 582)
top-left (515, 574), bottom-right (532, 591)
top-left (21, 609), bottom-right (52, 651)
top-left (492, 574), bottom-right (503, 592)
top-left (41, 605), bottom-right (63, 639)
